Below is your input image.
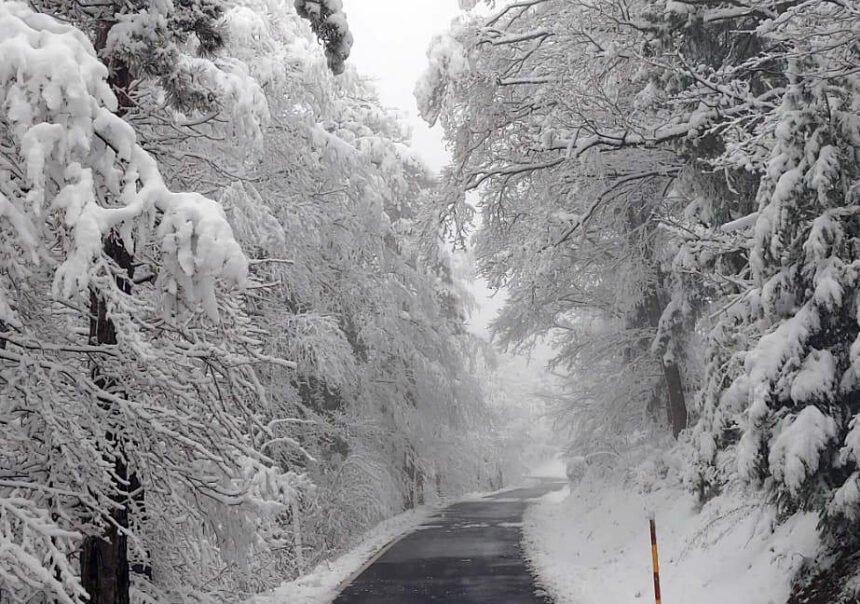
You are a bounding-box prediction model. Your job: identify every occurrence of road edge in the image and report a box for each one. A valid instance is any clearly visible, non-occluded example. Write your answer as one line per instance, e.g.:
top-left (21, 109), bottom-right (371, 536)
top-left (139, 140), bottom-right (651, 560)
top-left (328, 524), bottom-right (418, 602)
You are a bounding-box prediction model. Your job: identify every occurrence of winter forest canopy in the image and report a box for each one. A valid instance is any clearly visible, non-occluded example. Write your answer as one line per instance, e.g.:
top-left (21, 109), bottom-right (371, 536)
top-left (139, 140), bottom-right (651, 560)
top-left (418, 0), bottom-right (860, 599)
top-left (0, 0), bottom-right (550, 601)
top-left (1, 0), bottom-right (860, 602)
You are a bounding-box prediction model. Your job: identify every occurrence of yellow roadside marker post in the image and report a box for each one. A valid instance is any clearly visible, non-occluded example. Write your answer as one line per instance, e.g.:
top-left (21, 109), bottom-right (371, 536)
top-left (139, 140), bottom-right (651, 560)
top-left (649, 515), bottom-right (662, 604)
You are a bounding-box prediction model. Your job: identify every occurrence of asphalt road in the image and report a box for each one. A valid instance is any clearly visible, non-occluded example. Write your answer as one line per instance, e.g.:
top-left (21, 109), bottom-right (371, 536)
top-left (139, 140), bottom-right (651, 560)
top-left (332, 479), bottom-right (566, 604)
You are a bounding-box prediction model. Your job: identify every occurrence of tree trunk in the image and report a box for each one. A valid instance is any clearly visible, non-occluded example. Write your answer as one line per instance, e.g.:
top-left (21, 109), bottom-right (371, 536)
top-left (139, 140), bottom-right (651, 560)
top-left (79, 18), bottom-right (145, 603)
top-left (662, 360), bottom-right (687, 438)
top-left (80, 492), bottom-right (130, 604)
top-left (624, 202), bottom-right (689, 438)
top-left (81, 235), bottom-right (136, 604)
top-left (404, 450), bottom-right (424, 508)
top-left (643, 272), bottom-right (688, 438)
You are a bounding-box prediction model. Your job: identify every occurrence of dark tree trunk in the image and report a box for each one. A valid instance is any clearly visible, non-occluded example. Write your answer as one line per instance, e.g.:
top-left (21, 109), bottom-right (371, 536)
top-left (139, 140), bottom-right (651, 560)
top-left (624, 199), bottom-right (689, 438)
top-left (81, 17), bottom-right (143, 599)
top-left (404, 451), bottom-right (424, 508)
top-left (643, 273), bottom-right (689, 438)
top-left (662, 361), bottom-right (688, 438)
top-left (81, 234), bottom-right (136, 604)
top-left (80, 496), bottom-right (130, 604)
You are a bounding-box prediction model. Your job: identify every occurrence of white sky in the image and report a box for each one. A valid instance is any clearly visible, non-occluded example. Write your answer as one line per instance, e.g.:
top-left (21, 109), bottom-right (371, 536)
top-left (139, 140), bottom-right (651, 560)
top-left (346, 0), bottom-right (462, 172)
top-left (346, 0), bottom-right (510, 339)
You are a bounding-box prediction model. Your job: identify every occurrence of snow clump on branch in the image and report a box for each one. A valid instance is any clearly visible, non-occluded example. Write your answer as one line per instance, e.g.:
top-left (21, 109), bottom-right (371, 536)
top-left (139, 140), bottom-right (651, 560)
top-left (0, 2), bottom-right (248, 321)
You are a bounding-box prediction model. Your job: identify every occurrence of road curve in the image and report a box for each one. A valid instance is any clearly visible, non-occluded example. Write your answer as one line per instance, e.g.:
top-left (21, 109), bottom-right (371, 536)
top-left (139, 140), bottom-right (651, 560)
top-left (332, 479), bottom-right (565, 603)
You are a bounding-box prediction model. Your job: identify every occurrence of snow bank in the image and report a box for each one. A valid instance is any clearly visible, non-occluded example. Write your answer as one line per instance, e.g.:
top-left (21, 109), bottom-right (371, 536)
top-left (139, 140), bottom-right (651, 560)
top-left (249, 507), bottom-right (433, 604)
top-left (524, 477), bottom-right (820, 604)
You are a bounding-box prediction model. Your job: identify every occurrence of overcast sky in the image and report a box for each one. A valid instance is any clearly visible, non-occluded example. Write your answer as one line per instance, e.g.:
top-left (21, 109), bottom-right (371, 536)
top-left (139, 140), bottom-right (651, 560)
top-left (346, 1), bottom-right (463, 172)
top-left (345, 0), bottom-right (510, 337)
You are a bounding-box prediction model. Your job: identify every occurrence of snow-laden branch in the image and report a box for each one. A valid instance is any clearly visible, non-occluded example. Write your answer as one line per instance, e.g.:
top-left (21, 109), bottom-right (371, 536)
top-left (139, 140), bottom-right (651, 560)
top-left (555, 85), bottom-right (783, 158)
top-left (466, 157), bottom-right (566, 190)
top-left (479, 28), bottom-right (553, 46)
top-left (720, 211), bottom-right (760, 233)
top-left (0, 2), bottom-right (249, 321)
top-left (485, 0), bottom-right (554, 28)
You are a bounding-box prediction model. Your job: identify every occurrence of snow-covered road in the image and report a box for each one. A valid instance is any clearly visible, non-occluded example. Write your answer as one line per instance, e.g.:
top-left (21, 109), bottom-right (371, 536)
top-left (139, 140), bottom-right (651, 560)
top-left (332, 479), bottom-right (565, 603)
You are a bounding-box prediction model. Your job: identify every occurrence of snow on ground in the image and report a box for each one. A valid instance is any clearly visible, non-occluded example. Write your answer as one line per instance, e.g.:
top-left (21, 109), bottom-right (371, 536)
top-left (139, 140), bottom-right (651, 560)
top-left (524, 475), bottom-right (821, 604)
top-left (250, 507), bottom-right (434, 604)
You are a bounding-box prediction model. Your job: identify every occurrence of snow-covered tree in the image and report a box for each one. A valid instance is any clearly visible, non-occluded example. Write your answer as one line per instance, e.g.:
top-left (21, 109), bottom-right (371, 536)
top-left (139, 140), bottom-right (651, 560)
top-left (158, 0), bottom-right (500, 590)
top-left (683, 4), bottom-right (860, 521)
top-left (0, 1), bottom-right (538, 601)
top-left (417, 0), bottom-right (692, 445)
top-left (0, 3), bottom-right (298, 603)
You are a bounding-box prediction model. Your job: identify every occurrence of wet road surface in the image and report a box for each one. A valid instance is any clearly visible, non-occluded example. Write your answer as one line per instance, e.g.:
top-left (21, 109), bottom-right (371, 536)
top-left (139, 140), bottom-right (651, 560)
top-left (333, 479), bottom-right (565, 603)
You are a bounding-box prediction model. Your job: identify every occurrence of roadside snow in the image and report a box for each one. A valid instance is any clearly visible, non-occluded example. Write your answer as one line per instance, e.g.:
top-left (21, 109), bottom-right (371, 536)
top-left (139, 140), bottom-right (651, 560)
top-left (524, 478), bottom-right (820, 604)
top-left (250, 507), bottom-right (434, 604)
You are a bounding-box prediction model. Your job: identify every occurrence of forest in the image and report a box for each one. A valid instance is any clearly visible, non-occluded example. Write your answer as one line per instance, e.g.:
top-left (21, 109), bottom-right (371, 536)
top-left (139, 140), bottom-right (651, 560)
top-left (2, 0), bottom-right (860, 602)
top-left (419, 0), bottom-right (860, 600)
